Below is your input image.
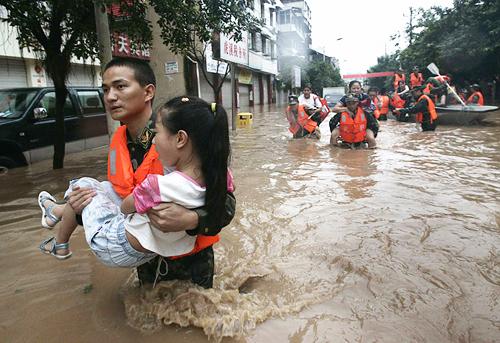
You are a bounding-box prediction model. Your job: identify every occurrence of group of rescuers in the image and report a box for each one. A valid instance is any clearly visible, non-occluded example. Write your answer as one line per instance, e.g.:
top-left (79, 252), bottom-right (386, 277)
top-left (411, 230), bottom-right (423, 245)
top-left (286, 67), bottom-right (486, 147)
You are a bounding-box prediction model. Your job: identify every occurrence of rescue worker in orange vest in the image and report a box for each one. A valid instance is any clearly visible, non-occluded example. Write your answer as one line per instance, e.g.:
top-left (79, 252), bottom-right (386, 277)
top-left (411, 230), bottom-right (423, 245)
top-left (393, 69), bottom-right (406, 91)
top-left (378, 88), bottom-right (390, 121)
top-left (367, 87), bottom-right (381, 119)
top-left (409, 66), bottom-right (424, 89)
top-left (396, 85), bottom-right (438, 131)
top-left (65, 57), bottom-right (235, 288)
top-left (286, 94), bottom-right (321, 139)
top-left (423, 75), bottom-right (450, 105)
top-left (390, 90), bottom-right (408, 121)
top-left (466, 84), bottom-right (485, 105)
top-left (329, 94), bottom-right (377, 148)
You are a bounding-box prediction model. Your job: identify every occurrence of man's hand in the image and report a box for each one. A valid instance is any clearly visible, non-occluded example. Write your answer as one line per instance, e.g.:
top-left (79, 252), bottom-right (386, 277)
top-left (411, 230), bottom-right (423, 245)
top-left (147, 202), bottom-right (198, 233)
top-left (67, 186), bottom-right (96, 214)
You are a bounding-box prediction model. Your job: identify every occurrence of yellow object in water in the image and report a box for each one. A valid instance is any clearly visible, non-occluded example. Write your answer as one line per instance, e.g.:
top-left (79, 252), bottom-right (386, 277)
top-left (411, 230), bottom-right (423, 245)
top-left (238, 112), bottom-right (253, 126)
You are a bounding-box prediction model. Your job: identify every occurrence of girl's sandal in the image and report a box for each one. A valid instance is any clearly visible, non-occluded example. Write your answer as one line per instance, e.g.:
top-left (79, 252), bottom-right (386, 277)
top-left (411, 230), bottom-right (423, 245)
top-left (39, 237), bottom-right (72, 260)
top-left (38, 191), bottom-right (61, 229)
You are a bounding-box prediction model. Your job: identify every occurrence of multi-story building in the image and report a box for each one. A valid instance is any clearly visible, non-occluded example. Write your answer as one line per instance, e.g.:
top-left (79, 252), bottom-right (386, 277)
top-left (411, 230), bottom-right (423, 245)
top-left (198, 0), bottom-right (280, 110)
top-left (0, 7), bottom-right (101, 89)
top-left (276, 0), bottom-right (312, 95)
top-left (309, 48), bottom-right (339, 69)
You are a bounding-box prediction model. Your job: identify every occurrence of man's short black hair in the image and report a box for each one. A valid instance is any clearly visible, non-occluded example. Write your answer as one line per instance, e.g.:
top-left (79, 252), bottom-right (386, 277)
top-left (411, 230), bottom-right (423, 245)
top-left (103, 57), bottom-right (156, 87)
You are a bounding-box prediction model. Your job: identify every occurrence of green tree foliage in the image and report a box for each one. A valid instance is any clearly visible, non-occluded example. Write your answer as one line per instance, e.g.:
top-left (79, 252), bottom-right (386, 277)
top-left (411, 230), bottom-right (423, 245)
top-left (371, 0), bottom-right (500, 87)
top-left (0, 0), bottom-right (150, 169)
top-left (276, 56), bottom-right (307, 92)
top-left (303, 60), bottom-right (343, 95)
top-left (367, 54), bottom-right (400, 91)
top-left (150, 0), bottom-right (261, 101)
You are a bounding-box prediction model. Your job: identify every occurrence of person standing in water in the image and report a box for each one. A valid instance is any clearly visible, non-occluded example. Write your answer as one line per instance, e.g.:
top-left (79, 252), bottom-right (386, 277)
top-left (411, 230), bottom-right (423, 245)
top-left (396, 85), bottom-right (438, 132)
top-left (298, 85), bottom-right (323, 125)
top-left (38, 58), bottom-right (235, 288)
top-left (38, 96), bottom-right (234, 287)
top-left (330, 94), bottom-right (377, 148)
top-left (332, 80), bottom-right (379, 138)
top-left (285, 94), bottom-right (321, 139)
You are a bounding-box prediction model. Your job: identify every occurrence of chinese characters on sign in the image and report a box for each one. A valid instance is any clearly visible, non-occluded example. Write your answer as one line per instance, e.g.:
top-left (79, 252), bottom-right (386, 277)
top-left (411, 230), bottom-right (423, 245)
top-left (112, 33), bottom-right (150, 60)
top-left (219, 32), bottom-right (249, 65)
top-left (205, 43), bottom-right (229, 75)
top-left (165, 61), bottom-right (179, 74)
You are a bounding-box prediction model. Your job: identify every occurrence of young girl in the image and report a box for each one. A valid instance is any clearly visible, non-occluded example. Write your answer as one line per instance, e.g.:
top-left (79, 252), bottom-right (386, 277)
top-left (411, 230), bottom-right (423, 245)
top-left (38, 96), bottom-right (232, 268)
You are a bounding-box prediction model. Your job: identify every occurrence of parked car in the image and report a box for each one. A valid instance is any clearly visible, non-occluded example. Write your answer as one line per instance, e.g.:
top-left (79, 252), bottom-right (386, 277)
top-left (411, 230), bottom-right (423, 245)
top-left (0, 87), bottom-right (108, 171)
top-left (324, 93), bottom-right (344, 108)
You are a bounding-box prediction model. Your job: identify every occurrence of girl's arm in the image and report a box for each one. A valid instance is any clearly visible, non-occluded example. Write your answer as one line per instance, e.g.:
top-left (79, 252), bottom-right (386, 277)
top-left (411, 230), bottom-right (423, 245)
top-left (121, 193), bottom-right (136, 214)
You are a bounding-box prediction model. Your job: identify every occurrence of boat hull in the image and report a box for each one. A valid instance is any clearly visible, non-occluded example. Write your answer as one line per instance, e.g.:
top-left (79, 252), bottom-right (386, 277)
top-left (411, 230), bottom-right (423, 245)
top-left (389, 105), bottom-right (499, 125)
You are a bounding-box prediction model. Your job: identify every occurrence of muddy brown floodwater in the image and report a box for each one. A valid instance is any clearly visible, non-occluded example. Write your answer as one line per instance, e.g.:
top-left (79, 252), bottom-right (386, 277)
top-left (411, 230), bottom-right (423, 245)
top-left (1, 107), bottom-right (499, 343)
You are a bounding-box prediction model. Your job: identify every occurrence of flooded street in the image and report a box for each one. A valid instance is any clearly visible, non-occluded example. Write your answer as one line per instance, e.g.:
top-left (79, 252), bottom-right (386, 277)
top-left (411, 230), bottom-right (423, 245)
top-left (1, 106), bottom-right (499, 342)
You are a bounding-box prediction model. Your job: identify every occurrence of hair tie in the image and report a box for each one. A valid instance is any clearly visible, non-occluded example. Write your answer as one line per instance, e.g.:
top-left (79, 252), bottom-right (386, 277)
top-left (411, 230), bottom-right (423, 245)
top-left (211, 103), bottom-right (217, 116)
top-left (181, 97), bottom-right (189, 102)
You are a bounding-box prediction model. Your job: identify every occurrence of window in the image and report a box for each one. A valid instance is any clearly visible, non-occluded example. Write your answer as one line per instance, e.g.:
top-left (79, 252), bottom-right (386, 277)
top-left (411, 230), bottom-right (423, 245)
top-left (278, 10), bottom-right (290, 24)
top-left (262, 36), bottom-right (268, 56)
top-left (271, 42), bottom-right (277, 60)
top-left (250, 32), bottom-right (262, 52)
top-left (77, 90), bottom-right (104, 115)
top-left (0, 89), bottom-right (37, 119)
top-left (35, 92), bottom-right (76, 119)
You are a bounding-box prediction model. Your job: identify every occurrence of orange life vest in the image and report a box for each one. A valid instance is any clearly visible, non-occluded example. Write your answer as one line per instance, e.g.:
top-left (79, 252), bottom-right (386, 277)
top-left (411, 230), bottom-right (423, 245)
top-left (107, 125), bottom-right (219, 259)
top-left (415, 94), bottom-right (438, 124)
top-left (286, 105), bottom-right (318, 135)
top-left (371, 96), bottom-right (381, 119)
top-left (339, 107), bottom-right (367, 143)
top-left (410, 72), bottom-right (423, 88)
top-left (108, 125), bottom-right (164, 198)
top-left (393, 73), bottom-right (405, 89)
top-left (467, 91), bottom-right (484, 105)
top-left (379, 95), bottom-right (390, 115)
top-left (391, 92), bottom-right (405, 109)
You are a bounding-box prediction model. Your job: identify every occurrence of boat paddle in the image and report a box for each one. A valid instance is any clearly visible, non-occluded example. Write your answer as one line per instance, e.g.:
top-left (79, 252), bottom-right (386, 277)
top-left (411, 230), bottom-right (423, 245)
top-left (427, 63), bottom-right (467, 107)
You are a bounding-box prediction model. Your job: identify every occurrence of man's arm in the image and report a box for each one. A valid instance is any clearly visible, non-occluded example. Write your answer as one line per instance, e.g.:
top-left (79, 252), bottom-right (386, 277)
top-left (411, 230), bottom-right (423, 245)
top-left (188, 192), bottom-right (236, 236)
top-left (148, 192), bottom-right (236, 235)
top-left (399, 98), bottom-right (427, 115)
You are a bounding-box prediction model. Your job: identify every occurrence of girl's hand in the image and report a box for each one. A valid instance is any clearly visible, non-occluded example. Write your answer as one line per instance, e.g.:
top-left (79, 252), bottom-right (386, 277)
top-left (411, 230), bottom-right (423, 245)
top-left (67, 186), bottom-right (95, 214)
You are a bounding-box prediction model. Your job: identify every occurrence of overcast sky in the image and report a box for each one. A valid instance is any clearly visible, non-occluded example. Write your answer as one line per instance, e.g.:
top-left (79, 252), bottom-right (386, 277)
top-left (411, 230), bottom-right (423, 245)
top-left (308, 0), bottom-right (454, 75)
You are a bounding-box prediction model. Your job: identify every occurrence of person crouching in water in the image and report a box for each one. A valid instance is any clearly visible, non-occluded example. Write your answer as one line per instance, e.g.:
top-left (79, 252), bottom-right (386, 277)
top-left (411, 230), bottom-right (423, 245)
top-left (329, 94), bottom-right (376, 148)
top-left (286, 94), bottom-right (321, 139)
top-left (396, 85), bottom-right (438, 131)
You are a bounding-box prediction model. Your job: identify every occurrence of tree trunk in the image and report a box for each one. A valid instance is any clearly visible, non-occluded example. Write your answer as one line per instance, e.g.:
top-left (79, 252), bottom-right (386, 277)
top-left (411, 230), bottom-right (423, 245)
top-left (46, 55), bottom-right (69, 169)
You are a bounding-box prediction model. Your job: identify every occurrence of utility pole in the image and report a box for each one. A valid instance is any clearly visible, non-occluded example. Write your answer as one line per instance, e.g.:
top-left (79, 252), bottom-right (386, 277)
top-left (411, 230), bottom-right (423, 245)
top-left (231, 62), bottom-right (237, 131)
top-left (94, 1), bottom-right (118, 137)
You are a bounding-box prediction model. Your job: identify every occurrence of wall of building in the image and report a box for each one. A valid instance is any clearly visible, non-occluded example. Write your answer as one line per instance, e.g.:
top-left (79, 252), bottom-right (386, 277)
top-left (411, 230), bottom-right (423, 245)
top-left (147, 9), bottom-right (187, 109)
top-left (0, 21), bottom-right (101, 89)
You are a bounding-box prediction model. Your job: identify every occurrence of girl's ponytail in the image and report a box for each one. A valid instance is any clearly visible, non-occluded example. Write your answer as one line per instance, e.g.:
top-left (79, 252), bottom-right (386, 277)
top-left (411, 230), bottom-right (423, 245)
top-left (201, 103), bottom-right (230, 229)
top-left (159, 97), bottom-right (231, 231)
